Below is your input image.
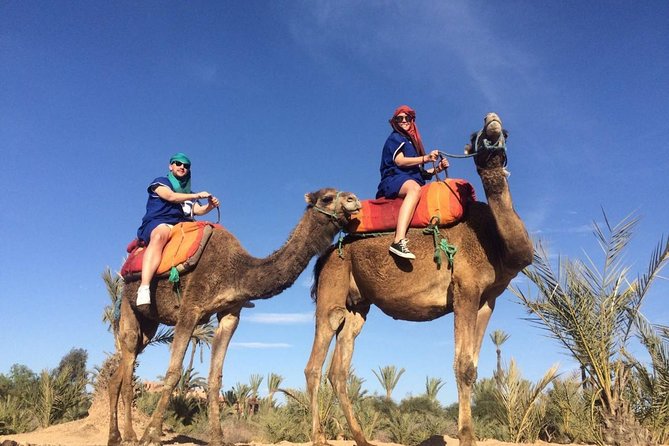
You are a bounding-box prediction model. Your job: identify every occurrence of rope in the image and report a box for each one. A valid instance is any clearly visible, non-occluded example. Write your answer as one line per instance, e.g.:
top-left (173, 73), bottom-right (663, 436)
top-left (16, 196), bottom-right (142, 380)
top-left (422, 217), bottom-right (457, 268)
top-left (437, 129), bottom-right (507, 163)
top-left (337, 230), bottom-right (393, 258)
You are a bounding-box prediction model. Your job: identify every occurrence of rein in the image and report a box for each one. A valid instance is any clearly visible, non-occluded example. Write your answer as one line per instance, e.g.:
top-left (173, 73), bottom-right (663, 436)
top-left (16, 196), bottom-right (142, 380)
top-left (438, 129), bottom-right (508, 166)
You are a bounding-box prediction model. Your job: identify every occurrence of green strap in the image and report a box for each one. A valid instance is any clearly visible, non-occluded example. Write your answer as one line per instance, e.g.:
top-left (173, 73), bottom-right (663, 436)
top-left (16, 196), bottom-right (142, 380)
top-left (169, 266), bottom-right (181, 304)
top-left (337, 230), bottom-right (394, 259)
top-left (422, 218), bottom-right (457, 268)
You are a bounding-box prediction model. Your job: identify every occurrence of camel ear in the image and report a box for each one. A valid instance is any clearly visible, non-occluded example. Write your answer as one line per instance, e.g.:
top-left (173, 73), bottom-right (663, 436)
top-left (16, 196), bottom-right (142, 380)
top-left (305, 192), bottom-right (316, 206)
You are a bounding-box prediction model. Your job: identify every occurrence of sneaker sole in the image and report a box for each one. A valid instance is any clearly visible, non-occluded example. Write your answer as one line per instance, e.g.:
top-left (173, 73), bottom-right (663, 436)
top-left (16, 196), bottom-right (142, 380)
top-left (389, 246), bottom-right (416, 260)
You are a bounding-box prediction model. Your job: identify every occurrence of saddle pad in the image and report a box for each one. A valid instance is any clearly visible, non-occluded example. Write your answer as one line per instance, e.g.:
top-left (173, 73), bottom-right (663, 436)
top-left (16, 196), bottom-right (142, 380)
top-left (120, 221), bottom-right (219, 282)
top-left (346, 179), bottom-right (476, 234)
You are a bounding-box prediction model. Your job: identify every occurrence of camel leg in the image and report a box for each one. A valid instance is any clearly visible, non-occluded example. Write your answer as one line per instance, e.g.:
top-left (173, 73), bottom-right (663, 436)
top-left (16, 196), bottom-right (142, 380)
top-left (328, 308), bottom-right (370, 446)
top-left (472, 295), bottom-right (497, 368)
top-left (207, 309), bottom-right (242, 446)
top-left (305, 303), bottom-right (346, 446)
top-left (140, 312), bottom-right (200, 445)
top-left (108, 296), bottom-right (157, 446)
top-left (453, 283), bottom-right (482, 446)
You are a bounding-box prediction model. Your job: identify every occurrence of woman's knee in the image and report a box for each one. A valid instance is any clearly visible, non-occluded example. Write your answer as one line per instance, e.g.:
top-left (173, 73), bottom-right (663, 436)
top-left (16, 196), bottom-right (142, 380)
top-left (148, 225), bottom-right (171, 245)
top-left (398, 180), bottom-right (421, 197)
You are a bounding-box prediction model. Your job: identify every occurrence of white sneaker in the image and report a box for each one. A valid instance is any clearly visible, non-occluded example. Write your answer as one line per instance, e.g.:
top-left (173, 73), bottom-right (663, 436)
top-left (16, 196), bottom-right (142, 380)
top-left (136, 285), bottom-right (151, 306)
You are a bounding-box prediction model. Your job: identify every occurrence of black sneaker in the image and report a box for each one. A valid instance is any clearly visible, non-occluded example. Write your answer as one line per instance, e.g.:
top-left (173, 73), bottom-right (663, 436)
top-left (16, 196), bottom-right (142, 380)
top-left (389, 239), bottom-right (416, 260)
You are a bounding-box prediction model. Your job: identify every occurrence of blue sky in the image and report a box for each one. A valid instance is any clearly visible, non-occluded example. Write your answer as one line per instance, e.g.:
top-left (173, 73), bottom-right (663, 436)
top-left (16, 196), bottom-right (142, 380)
top-left (1, 1), bottom-right (667, 405)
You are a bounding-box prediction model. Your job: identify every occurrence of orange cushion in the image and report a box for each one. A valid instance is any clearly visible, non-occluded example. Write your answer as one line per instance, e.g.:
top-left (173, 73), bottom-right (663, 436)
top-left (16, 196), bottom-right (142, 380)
top-left (120, 221), bottom-right (219, 279)
top-left (346, 179), bottom-right (476, 233)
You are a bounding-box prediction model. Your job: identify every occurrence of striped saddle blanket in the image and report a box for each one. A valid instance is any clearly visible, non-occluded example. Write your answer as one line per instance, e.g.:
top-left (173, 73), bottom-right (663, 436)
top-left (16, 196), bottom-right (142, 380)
top-left (346, 179), bottom-right (476, 234)
top-left (120, 221), bottom-right (219, 282)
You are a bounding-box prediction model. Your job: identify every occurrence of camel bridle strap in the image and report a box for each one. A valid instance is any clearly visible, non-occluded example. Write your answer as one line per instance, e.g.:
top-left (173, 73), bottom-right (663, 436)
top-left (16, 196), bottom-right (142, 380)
top-left (312, 191), bottom-right (345, 229)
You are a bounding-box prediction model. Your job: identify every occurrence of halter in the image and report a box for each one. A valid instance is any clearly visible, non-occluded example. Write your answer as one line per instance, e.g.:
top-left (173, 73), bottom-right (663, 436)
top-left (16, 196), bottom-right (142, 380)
top-left (312, 191), bottom-right (345, 229)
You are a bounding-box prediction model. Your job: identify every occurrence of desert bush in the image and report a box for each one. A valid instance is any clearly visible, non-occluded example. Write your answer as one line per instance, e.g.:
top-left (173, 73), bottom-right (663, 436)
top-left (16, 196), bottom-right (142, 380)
top-left (0, 394), bottom-right (35, 434)
top-left (542, 373), bottom-right (597, 444)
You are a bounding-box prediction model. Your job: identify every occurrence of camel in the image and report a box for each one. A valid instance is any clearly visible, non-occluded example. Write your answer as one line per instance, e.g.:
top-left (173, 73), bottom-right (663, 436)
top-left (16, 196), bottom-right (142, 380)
top-left (107, 188), bottom-right (361, 446)
top-left (304, 113), bottom-right (533, 446)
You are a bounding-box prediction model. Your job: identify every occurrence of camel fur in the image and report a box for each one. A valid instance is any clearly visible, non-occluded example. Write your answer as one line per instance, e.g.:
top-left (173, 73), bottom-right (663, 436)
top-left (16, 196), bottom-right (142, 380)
top-left (304, 113), bottom-right (533, 446)
top-left (107, 188), bottom-right (361, 446)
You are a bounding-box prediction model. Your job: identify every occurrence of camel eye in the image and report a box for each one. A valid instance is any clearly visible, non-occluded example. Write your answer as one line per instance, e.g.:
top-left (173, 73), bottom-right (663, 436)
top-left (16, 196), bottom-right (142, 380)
top-left (321, 195), bottom-right (334, 204)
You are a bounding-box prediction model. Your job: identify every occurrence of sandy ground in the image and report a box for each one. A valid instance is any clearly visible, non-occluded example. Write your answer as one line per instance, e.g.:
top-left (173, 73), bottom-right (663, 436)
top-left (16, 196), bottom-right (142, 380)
top-left (0, 415), bottom-right (581, 446)
top-left (0, 398), bottom-right (588, 446)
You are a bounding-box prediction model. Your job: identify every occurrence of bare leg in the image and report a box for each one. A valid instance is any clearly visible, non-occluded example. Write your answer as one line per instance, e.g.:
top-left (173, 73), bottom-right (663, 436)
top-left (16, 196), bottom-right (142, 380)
top-left (140, 312), bottom-right (200, 445)
top-left (140, 225), bottom-right (171, 287)
top-left (394, 180), bottom-right (421, 243)
top-left (328, 309), bottom-right (370, 446)
top-left (207, 309), bottom-right (242, 446)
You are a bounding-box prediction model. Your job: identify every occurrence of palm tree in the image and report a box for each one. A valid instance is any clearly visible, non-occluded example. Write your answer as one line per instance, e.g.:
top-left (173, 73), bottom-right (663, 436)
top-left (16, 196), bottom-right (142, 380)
top-left (266, 372), bottom-right (283, 409)
top-left (424, 376), bottom-right (445, 403)
top-left (231, 382), bottom-right (251, 419)
top-left (183, 318), bottom-right (215, 388)
top-left (511, 212), bottom-right (669, 444)
top-left (372, 365), bottom-right (405, 402)
top-left (627, 314), bottom-right (669, 444)
top-left (490, 329), bottom-right (511, 379)
top-left (101, 267), bottom-right (123, 351)
top-left (492, 359), bottom-right (559, 443)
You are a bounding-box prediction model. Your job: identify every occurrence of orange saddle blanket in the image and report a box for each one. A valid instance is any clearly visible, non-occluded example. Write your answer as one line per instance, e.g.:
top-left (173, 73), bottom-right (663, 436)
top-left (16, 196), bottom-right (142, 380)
top-left (120, 221), bottom-right (219, 282)
top-left (346, 179), bottom-right (476, 234)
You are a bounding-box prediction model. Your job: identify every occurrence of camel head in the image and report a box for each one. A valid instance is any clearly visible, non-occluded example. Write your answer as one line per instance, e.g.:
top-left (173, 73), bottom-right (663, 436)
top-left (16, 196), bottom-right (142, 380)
top-left (305, 188), bottom-right (361, 228)
top-left (464, 112), bottom-right (509, 170)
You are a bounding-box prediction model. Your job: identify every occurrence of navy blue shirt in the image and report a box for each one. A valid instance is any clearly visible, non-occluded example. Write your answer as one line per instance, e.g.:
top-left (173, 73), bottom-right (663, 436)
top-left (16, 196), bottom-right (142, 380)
top-left (136, 176), bottom-right (196, 243)
top-left (376, 131), bottom-right (426, 199)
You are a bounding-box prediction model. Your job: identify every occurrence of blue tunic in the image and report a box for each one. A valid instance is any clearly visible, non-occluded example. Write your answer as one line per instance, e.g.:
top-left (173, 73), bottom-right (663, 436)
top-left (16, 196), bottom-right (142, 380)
top-left (376, 131), bottom-right (426, 199)
top-left (136, 177), bottom-right (196, 243)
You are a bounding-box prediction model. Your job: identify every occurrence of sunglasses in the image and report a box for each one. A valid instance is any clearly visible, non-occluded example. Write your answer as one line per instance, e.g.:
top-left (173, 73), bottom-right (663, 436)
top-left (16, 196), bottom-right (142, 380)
top-left (172, 161), bottom-right (191, 169)
top-left (394, 115), bottom-right (414, 123)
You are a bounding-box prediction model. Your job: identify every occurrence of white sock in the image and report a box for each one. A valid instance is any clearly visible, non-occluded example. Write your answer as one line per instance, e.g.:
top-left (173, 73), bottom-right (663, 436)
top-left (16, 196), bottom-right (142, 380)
top-left (136, 285), bottom-right (151, 306)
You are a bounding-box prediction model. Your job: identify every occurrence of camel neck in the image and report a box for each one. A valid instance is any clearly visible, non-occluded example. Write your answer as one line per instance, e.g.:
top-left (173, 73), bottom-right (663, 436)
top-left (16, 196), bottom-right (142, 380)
top-left (239, 209), bottom-right (339, 300)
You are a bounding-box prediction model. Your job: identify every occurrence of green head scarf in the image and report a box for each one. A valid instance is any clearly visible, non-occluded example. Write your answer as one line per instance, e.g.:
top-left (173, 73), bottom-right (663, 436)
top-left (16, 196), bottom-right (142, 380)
top-left (167, 152), bottom-right (192, 193)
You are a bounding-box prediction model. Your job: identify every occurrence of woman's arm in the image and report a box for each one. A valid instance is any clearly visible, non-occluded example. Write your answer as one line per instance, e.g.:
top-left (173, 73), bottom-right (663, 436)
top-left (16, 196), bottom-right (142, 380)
top-left (394, 149), bottom-right (441, 168)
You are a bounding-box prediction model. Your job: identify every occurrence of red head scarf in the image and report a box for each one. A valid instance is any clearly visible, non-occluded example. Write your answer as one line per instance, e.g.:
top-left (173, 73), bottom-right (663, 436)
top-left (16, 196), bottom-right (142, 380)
top-left (389, 105), bottom-right (425, 156)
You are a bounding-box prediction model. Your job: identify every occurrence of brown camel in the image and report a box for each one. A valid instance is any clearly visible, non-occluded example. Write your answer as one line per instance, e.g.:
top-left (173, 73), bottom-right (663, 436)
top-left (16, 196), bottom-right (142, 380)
top-left (107, 188), bottom-right (361, 446)
top-left (304, 113), bottom-right (533, 446)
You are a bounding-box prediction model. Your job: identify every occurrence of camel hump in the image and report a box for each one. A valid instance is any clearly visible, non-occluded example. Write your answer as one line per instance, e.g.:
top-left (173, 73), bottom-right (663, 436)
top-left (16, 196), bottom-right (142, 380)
top-left (120, 221), bottom-right (220, 282)
top-left (346, 179), bottom-right (476, 234)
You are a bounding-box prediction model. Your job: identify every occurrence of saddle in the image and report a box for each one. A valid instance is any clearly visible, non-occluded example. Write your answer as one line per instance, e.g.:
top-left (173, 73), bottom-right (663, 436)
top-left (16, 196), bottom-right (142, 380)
top-left (120, 221), bottom-right (220, 282)
top-left (346, 178), bottom-right (476, 234)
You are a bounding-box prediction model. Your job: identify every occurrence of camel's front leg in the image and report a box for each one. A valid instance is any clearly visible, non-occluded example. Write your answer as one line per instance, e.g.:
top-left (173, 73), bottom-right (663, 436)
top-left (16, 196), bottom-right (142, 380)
top-left (472, 294), bottom-right (497, 368)
top-left (305, 305), bottom-right (346, 446)
top-left (329, 308), bottom-right (370, 446)
top-left (108, 297), bottom-right (156, 446)
top-left (207, 309), bottom-right (242, 446)
top-left (140, 312), bottom-right (200, 445)
top-left (453, 284), bottom-right (482, 446)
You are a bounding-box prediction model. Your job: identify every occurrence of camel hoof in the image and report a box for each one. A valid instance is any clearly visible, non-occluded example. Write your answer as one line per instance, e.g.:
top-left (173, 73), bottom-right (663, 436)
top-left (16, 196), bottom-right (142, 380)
top-left (139, 429), bottom-right (161, 446)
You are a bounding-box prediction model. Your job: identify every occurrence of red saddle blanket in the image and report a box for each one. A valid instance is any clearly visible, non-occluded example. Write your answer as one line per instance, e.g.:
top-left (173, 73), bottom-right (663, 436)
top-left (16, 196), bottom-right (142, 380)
top-left (346, 179), bottom-right (476, 234)
top-left (120, 221), bottom-right (219, 282)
